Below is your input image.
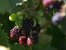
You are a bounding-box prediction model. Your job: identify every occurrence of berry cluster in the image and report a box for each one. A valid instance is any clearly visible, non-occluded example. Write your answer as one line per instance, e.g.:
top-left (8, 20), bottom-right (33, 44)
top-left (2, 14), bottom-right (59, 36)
top-left (42, 0), bottom-right (65, 25)
top-left (10, 18), bottom-right (41, 46)
top-left (43, 0), bottom-right (64, 14)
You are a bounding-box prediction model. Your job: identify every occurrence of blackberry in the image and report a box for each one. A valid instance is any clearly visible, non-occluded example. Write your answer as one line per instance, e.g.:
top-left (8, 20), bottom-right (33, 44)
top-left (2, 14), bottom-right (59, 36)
top-left (32, 24), bottom-right (41, 33)
top-left (10, 26), bottom-right (21, 40)
top-left (22, 18), bottom-right (34, 33)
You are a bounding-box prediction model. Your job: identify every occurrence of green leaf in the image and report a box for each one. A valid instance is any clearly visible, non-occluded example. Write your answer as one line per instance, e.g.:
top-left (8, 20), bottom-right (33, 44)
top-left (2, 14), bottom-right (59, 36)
top-left (37, 16), bottom-right (48, 28)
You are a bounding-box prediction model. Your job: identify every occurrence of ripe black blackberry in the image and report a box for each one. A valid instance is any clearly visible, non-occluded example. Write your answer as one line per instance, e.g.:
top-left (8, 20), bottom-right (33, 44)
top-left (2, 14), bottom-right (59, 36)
top-left (22, 17), bottom-right (34, 34)
top-left (32, 23), bottom-right (41, 33)
top-left (53, 0), bottom-right (64, 11)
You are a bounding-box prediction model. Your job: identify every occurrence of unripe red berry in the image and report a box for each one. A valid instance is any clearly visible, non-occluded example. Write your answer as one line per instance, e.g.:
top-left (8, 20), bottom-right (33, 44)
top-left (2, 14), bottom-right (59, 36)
top-left (27, 37), bottom-right (33, 46)
top-left (19, 36), bottom-right (27, 45)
